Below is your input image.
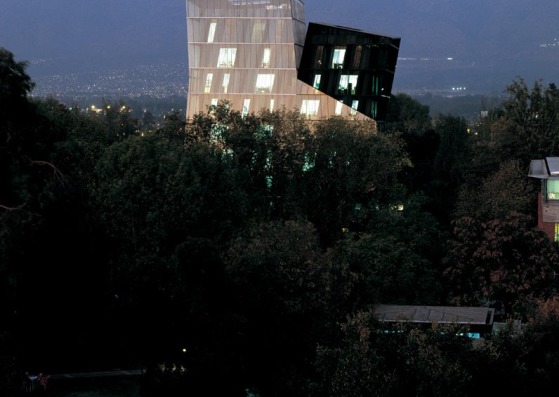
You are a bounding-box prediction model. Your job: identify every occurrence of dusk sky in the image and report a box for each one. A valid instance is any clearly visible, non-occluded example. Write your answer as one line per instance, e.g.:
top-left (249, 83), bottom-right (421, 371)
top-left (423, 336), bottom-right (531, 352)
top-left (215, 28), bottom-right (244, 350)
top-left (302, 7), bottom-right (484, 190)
top-left (1, 0), bottom-right (559, 94)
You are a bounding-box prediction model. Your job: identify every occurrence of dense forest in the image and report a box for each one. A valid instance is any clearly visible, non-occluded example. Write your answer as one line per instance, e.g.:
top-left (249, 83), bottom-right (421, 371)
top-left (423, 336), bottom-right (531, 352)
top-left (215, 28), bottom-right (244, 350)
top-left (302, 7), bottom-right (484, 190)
top-left (3, 47), bottom-right (559, 396)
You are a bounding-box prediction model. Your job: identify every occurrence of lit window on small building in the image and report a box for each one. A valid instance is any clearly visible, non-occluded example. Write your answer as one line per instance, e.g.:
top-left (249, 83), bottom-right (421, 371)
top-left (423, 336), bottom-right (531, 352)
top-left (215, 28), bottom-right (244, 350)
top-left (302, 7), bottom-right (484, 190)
top-left (301, 99), bottom-right (320, 117)
top-left (217, 48), bottom-right (237, 68)
top-left (332, 47), bottom-right (346, 69)
top-left (555, 224), bottom-right (559, 242)
top-left (270, 99), bottom-right (275, 112)
top-left (547, 179), bottom-right (559, 200)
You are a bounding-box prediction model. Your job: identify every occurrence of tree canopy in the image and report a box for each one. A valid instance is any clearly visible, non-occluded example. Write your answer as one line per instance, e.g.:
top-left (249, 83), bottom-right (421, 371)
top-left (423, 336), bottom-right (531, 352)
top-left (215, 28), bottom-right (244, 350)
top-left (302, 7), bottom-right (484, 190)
top-left (4, 48), bottom-right (559, 396)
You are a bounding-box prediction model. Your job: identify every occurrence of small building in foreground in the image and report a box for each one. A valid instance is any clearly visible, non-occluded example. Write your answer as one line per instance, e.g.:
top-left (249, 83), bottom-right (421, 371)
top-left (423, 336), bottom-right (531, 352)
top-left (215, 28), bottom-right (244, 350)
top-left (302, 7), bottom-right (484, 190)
top-left (373, 304), bottom-right (496, 339)
top-left (528, 157), bottom-right (559, 241)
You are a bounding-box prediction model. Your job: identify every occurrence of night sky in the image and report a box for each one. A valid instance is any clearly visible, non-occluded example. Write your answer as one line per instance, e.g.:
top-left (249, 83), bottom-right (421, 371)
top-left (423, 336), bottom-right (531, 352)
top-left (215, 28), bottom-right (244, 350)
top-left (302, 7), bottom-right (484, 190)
top-left (1, 0), bottom-right (559, 93)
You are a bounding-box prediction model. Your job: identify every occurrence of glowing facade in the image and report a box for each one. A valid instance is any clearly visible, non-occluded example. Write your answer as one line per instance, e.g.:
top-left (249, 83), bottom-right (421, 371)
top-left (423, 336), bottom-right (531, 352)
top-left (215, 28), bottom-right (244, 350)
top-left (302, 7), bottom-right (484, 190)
top-left (186, 0), bottom-right (399, 122)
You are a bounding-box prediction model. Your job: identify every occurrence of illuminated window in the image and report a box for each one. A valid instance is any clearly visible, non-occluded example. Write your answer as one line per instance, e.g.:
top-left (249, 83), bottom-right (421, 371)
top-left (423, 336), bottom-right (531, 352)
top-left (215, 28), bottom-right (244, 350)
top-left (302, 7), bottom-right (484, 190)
top-left (270, 99), bottom-right (275, 111)
top-left (207, 22), bottom-right (217, 43)
top-left (370, 101), bottom-right (378, 119)
top-left (547, 179), bottom-right (559, 200)
top-left (335, 101), bottom-right (343, 115)
top-left (313, 74), bottom-right (321, 89)
top-left (262, 48), bottom-right (271, 68)
top-left (222, 74), bottom-right (230, 93)
top-left (332, 47), bottom-right (346, 69)
top-left (204, 73), bottom-right (213, 93)
top-left (555, 224), bottom-right (559, 242)
top-left (351, 100), bottom-right (359, 115)
top-left (210, 98), bottom-right (218, 113)
top-left (339, 75), bottom-right (358, 94)
top-left (217, 48), bottom-right (237, 68)
top-left (256, 74), bottom-right (275, 93)
top-left (252, 21), bottom-right (266, 42)
top-left (301, 99), bottom-right (320, 117)
top-left (372, 75), bottom-right (380, 95)
top-left (242, 99), bottom-right (250, 118)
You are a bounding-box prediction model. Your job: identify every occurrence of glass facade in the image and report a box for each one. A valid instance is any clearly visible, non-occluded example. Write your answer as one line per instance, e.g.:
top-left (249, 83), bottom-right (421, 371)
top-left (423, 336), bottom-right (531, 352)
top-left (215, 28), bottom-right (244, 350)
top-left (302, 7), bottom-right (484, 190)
top-left (186, 0), bottom-right (399, 122)
top-left (297, 22), bottom-right (401, 121)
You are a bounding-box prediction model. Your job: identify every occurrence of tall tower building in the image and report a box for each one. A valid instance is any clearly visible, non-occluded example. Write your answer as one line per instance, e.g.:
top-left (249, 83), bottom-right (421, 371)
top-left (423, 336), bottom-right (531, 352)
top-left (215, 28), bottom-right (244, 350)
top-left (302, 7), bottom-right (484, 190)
top-left (186, 0), bottom-right (399, 122)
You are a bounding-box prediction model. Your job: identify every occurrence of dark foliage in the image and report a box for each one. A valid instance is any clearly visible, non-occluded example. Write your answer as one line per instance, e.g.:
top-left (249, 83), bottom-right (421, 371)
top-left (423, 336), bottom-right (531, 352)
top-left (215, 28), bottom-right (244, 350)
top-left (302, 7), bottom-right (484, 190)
top-left (4, 48), bottom-right (559, 396)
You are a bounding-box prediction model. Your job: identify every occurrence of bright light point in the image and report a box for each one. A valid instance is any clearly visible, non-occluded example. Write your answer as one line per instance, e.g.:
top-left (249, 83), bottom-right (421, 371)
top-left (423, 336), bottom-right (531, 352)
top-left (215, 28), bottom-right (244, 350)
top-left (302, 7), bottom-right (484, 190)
top-left (182, 348), bottom-right (187, 353)
top-left (447, 57), bottom-right (453, 60)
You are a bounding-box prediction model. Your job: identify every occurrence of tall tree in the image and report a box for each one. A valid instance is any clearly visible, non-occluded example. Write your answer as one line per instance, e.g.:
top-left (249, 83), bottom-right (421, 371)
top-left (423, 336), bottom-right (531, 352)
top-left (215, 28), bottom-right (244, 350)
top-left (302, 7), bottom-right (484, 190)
top-left (301, 117), bottom-right (410, 245)
top-left (443, 211), bottom-right (559, 317)
top-left (223, 220), bottom-right (327, 396)
top-left (428, 115), bottom-right (470, 225)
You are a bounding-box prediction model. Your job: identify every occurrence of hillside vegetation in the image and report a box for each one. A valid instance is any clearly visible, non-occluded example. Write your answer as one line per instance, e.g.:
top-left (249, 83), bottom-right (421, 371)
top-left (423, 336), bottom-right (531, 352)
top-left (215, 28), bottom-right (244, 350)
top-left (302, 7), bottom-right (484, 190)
top-left (3, 48), bottom-right (559, 396)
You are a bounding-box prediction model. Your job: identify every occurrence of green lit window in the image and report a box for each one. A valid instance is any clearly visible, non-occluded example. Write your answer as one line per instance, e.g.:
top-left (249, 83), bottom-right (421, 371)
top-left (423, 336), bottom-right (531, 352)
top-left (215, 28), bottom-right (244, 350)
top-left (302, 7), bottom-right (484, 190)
top-left (313, 74), bottom-right (321, 89)
top-left (547, 179), bottom-right (559, 200)
top-left (555, 224), bottom-right (559, 242)
top-left (372, 75), bottom-right (379, 95)
top-left (370, 101), bottom-right (378, 119)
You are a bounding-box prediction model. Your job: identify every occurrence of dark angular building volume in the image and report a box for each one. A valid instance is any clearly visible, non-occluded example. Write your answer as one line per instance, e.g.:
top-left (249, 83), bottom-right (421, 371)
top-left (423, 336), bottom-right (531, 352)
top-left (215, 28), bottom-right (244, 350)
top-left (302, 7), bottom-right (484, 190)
top-left (298, 23), bottom-right (400, 121)
top-left (186, 0), bottom-right (400, 124)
